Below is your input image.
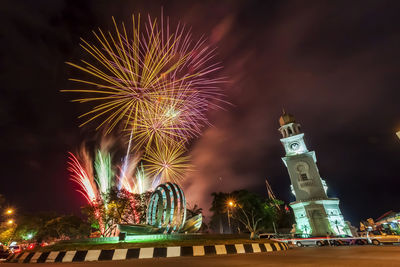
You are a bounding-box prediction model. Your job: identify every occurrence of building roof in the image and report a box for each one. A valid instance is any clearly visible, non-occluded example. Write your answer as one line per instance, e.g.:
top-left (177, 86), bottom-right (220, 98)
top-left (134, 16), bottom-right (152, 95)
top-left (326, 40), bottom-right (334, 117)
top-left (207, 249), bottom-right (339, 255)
top-left (279, 110), bottom-right (296, 126)
top-left (376, 210), bottom-right (398, 222)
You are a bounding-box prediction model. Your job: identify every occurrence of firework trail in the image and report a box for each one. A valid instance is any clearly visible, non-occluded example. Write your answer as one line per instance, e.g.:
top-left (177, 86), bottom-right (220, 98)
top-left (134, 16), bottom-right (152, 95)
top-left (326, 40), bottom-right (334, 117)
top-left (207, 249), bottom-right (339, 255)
top-left (118, 151), bottom-right (141, 193)
top-left (94, 150), bottom-right (113, 199)
top-left (118, 129), bottom-right (135, 190)
top-left (67, 152), bottom-right (98, 204)
top-left (151, 174), bottom-right (162, 191)
top-left (135, 163), bottom-right (147, 194)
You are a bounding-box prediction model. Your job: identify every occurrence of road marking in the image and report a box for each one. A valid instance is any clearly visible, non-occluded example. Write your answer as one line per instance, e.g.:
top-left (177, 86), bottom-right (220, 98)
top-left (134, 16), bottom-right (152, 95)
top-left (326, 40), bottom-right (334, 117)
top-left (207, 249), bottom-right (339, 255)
top-left (112, 249), bottom-right (128, 260)
top-left (167, 247), bottom-right (181, 257)
top-left (85, 250), bottom-right (101, 261)
top-left (62, 251), bottom-right (76, 262)
top-left (264, 243), bottom-right (273, 252)
top-left (252, 244), bottom-right (261, 253)
top-left (235, 244), bottom-right (245, 254)
top-left (139, 248), bottom-right (154, 259)
top-left (18, 241), bottom-right (285, 263)
top-left (30, 252), bottom-right (42, 263)
top-left (45, 251), bottom-right (59, 263)
top-left (215, 245), bottom-right (227, 255)
top-left (18, 253), bottom-right (29, 263)
top-left (193, 246), bottom-right (205, 256)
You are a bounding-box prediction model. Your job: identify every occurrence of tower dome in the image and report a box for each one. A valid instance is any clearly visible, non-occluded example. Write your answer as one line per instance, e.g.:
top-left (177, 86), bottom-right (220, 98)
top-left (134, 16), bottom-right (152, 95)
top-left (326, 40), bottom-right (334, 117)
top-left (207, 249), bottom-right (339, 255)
top-left (279, 110), bottom-right (296, 126)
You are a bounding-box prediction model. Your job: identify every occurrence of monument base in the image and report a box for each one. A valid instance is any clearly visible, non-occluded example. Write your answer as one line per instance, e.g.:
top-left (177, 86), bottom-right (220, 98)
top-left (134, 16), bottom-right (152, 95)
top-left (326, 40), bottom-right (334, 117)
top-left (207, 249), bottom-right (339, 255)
top-left (290, 198), bottom-right (352, 237)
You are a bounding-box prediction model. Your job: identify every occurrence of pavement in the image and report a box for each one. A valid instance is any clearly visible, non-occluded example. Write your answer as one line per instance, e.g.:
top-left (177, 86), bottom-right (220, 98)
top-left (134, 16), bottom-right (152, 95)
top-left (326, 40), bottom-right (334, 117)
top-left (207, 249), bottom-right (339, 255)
top-left (1, 246), bottom-right (400, 266)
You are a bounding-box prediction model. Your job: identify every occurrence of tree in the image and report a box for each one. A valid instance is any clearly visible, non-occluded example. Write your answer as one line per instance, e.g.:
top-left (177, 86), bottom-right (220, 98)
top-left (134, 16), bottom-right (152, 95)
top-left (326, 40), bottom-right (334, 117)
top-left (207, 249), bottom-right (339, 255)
top-left (0, 226), bottom-right (16, 244)
top-left (230, 190), bottom-right (269, 239)
top-left (39, 215), bottom-right (90, 241)
top-left (209, 192), bottom-right (231, 234)
top-left (12, 213), bottom-right (90, 243)
top-left (209, 190), bottom-right (289, 238)
top-left (187, 204), bottom-right (208, 232)
top-left (131, 191), bottom-right (152, 224)
top-left (187, 204), bottom-right (203, 219)
top-left (82, 188), bottom-right (152, 237)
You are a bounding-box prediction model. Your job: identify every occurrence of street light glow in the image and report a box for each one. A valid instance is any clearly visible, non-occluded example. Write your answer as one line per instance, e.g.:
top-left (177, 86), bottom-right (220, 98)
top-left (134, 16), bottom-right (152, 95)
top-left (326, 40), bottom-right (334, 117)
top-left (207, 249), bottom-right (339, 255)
top-left (6, 209), bottom-right (13, 215)
top-left (7, 219), bottom-right (14, 225)
top-left (227, 200), bottom-right (235, 207)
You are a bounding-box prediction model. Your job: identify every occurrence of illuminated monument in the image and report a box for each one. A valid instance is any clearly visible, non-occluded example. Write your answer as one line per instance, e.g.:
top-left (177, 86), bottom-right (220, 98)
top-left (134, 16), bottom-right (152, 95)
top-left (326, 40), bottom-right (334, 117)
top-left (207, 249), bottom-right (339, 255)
top-left (278, 111), bottom-right (352, 236)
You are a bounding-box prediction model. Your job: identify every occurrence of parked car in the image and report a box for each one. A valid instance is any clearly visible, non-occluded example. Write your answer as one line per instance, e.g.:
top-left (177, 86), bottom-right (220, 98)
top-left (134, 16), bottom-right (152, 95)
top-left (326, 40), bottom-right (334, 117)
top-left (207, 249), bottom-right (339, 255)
top-left (9, 245), bottom-right (22, 254)
top-left (366, 231), bottom-right (400, 245)
top-left (259, 233), bottom-right (277, 239)
top-left (27, 243), bottom-right (37, 250)
top-left (289, 234), bottom-right (347, 247)
top-left (288, 234), bottom-right (322, 247)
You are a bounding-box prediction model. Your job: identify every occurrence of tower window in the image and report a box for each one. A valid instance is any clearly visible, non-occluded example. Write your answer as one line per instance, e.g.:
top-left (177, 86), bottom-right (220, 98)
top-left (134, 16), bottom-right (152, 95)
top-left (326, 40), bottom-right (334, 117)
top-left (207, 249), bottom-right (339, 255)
top-left (300, 173), bottom-right (308, 181)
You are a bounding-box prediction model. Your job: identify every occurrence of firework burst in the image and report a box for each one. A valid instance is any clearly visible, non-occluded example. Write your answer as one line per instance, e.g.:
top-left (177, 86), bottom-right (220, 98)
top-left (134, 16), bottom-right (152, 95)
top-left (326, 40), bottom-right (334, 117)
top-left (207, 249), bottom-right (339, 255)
top-left (63, 14), bottom-right (225, 147)
top-left (65, 14), bottom-right (227, 230)
top-left (143, 141), bottom-right (192, 184)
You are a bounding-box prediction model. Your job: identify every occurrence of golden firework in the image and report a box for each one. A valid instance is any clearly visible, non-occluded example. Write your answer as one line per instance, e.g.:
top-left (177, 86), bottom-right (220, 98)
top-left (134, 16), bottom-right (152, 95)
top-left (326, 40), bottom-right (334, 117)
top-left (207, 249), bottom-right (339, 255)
top-left (143, 141), bottom-right (192, 184)
top-left (63, 15), bottom-right (194, 135)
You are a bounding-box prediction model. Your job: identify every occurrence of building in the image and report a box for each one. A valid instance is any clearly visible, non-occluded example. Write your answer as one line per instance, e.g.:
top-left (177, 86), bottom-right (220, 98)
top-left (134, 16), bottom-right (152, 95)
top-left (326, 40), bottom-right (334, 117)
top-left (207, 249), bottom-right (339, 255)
top-left (278, 111), bottom-right (352, 237)
top-left (365, 210), bottom-right (400, 234)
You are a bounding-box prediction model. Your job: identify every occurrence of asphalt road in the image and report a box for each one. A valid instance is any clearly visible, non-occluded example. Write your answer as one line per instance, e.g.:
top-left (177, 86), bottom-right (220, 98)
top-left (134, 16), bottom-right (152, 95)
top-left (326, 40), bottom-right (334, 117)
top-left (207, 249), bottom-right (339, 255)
top-left (2, 246), bottom-right (400, 266)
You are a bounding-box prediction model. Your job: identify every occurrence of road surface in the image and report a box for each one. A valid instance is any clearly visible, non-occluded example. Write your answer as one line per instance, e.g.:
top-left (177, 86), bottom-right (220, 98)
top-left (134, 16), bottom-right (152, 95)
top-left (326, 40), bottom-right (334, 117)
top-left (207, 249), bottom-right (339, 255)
top-left (2, 246), bottom-right (400, 266)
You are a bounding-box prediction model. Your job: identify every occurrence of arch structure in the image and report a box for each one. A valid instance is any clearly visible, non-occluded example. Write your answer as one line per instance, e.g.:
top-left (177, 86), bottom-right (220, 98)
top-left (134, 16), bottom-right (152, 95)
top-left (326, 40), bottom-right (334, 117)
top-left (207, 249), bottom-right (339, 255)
top-left (146, 182), bottom-right (187, 233)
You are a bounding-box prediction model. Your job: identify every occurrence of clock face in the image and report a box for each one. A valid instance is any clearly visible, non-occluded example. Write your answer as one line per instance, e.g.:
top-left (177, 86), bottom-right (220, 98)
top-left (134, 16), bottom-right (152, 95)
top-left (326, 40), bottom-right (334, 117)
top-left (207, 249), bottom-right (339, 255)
top-left (290, 142), bottom-right (300, 151)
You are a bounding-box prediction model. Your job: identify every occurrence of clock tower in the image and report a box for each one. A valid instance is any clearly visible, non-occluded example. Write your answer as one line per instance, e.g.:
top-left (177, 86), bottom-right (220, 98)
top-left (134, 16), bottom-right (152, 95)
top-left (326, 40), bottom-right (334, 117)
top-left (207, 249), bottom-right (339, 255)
top-left (279, 111), bottom-right (352, 236)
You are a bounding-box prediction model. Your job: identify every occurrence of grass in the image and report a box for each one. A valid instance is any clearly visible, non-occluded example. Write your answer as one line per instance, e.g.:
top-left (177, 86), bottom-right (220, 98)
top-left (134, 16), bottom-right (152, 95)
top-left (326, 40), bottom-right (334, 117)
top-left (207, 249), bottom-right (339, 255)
top-left (35, 234), bottom-right (275, 252)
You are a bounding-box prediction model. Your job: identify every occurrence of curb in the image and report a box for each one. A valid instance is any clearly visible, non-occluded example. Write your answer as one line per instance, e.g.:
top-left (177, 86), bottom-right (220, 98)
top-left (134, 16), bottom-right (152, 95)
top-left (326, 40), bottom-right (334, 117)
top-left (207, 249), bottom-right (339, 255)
top-left (7, 242), bottom-right (288, 263)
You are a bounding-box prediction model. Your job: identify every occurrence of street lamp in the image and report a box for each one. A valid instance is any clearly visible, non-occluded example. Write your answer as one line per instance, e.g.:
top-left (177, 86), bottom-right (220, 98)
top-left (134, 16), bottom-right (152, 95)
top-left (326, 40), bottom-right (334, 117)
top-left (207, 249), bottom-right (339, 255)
top-left (227, 199), bottom-right (235, 234)
top-left (7, 219), bottom-right (14, 225)
top-left (5, 209), bottom-right (13, 215)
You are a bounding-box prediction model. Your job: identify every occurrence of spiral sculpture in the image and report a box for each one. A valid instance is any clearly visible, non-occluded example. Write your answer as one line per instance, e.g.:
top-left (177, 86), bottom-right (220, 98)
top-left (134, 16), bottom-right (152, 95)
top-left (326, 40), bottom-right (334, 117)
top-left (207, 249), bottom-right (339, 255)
top-left (146, 182), bottom-right (187, 233)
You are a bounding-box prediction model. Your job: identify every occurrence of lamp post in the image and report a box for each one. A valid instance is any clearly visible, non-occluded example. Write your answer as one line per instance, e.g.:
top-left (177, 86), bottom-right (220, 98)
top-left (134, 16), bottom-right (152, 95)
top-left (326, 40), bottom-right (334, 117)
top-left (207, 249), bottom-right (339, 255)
top-left (3, 207), bottom-right (17, 245)
top-left (227, 200), bottom-right (235, 234)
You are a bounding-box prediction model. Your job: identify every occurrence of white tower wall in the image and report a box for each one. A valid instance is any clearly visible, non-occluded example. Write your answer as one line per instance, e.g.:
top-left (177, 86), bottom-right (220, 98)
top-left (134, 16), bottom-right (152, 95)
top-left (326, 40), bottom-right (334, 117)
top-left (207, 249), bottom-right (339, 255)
top-left (278, 112), bottom-right (352, 237)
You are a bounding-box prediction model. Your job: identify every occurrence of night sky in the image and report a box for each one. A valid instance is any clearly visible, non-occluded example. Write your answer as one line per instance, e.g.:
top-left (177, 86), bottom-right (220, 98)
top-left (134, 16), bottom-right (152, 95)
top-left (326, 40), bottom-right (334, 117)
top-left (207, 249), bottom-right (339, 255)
top-left (1, 0), bottom-right (399, 225)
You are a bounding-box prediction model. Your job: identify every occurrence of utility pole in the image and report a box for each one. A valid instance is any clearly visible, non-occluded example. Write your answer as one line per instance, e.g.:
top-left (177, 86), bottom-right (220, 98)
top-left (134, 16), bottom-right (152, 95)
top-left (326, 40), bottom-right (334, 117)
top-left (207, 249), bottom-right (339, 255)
top-left (227, 200), bottom-right (234, 234)
top-left (227, 208), bottom-right (231, 233)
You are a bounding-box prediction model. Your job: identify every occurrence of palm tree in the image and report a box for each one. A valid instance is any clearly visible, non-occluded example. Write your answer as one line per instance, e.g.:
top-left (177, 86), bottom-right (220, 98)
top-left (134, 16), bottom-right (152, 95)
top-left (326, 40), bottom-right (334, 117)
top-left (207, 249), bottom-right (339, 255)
top-left (187, 204), bottom-right (203, 219)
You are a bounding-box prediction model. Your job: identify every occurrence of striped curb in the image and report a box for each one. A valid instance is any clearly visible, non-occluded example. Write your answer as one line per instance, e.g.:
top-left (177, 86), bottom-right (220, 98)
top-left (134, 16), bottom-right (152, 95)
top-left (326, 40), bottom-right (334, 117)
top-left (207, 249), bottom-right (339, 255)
top-left (6, 242), bottom-right (288, 263)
